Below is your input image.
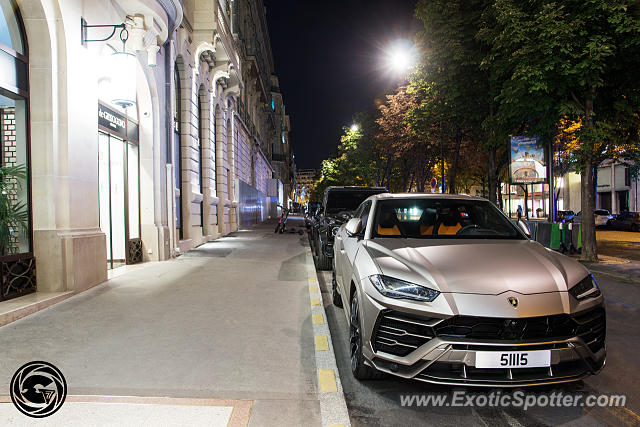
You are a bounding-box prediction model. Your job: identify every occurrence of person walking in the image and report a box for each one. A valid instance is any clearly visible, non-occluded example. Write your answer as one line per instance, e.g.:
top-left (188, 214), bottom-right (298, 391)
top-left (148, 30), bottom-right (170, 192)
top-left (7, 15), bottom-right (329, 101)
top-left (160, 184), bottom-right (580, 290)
top-left (517, 205), bottom-right (523, 221)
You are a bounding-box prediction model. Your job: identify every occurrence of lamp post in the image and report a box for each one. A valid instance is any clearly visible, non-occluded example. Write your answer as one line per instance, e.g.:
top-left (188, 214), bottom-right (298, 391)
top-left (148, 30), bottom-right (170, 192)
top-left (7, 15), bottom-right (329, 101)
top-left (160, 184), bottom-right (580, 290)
top-left (81, 18), bottom-right (137, 108)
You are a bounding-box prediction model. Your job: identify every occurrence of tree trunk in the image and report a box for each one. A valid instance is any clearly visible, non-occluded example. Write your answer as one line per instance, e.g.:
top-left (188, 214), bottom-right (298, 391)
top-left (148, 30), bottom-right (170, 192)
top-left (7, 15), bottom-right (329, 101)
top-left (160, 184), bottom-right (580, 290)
top-left (488, 147), bottom-right (498, 204)
top-left (448, 133), bottom-right (461, 193)
top-left (580, 158), bottom-right (598, 261)
top-left (580, 89), bottom-right (598, 262)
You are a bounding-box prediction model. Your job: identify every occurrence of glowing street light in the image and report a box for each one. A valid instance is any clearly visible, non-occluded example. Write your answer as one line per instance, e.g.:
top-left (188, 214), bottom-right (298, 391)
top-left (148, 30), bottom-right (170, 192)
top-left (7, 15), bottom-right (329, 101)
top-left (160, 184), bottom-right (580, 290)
top-left (350, 124), bottom-right (360, 132)
top-left (384, 40), bottom-right (417, 75)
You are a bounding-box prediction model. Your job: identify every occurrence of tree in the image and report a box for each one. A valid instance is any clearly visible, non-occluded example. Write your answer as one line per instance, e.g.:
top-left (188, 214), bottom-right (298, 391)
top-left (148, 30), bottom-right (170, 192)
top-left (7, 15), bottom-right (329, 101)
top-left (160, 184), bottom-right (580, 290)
top-left (376, 86), bottom-right (436, 191)
top-left (482, 0), bottom-right (640, 261)
top-left (414, 0), bottom-right (502, 198)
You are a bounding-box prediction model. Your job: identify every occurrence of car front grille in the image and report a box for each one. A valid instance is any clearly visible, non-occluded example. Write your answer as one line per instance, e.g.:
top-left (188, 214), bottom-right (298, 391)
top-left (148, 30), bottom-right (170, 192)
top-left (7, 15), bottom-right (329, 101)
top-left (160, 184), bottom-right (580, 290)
top-left (573, 307), bottom-right (606, 353)
top-left (372, 311), bottom-right (437, 356)
top-left (433, 313), bottom-right (576, 341)
top-left (417, 360), bottom-right (591, 385)
top-left (372, 306), bottom-right (605, 357)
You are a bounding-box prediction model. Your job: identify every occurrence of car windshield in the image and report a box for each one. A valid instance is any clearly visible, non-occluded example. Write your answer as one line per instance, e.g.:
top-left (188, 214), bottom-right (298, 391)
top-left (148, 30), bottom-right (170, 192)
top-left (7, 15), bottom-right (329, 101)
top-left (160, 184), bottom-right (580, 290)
top-left (372, 198), bottom-right (524, 239)
top-left (326, 191), bottom-right (380, 213)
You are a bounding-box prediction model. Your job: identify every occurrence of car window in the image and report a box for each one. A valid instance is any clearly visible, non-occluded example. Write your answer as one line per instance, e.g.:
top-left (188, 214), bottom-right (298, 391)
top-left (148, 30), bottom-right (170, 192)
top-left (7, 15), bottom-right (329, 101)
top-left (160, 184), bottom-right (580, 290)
top-left (325, 191), bottom-right (383, 213)
top-left (359, 201), bottom-right (372, 233)
top-left (372, 198), bottom-right (523, 239)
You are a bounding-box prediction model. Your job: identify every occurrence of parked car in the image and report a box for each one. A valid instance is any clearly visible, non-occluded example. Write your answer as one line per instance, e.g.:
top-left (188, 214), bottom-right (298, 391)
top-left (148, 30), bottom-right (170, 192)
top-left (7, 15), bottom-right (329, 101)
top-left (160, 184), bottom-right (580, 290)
top-left (311, 186), bottom-right (387, 270)
top-left (333, 193), bottom-right (605, 386)
top-left (557, 210), bottom-right (576, 223)
top-left (607, 211), bottom-right (640, 232)
top-left (573, 209), bottom-right (614, 228)
top-left (304, 201), bottom-right (321, 229)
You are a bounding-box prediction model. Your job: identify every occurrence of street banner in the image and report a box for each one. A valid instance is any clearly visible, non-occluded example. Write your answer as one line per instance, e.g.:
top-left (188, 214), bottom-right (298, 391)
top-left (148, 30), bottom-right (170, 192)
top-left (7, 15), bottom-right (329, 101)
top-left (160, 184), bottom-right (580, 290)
top-left (509, 136), bottom-right (547, 184)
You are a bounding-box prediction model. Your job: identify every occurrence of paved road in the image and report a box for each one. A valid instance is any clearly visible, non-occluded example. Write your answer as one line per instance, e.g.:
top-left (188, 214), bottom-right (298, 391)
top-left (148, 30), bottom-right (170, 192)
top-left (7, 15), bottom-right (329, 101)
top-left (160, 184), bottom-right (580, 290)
top-left (317, 259), bottom-right (640, 427)
top-left (0, 219), bottom-right (321, 426)
top-left (597, 230), bottom-right (640, 261)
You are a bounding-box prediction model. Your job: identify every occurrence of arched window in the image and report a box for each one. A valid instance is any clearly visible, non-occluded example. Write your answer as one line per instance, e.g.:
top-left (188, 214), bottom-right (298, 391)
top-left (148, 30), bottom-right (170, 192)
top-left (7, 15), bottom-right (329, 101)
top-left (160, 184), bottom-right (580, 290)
top-left (0, 0), bottom-right (34, 299)
top-left (173, 61), bottom-right (183, 239)
top-left (197, 85), bottom-right (205, 228)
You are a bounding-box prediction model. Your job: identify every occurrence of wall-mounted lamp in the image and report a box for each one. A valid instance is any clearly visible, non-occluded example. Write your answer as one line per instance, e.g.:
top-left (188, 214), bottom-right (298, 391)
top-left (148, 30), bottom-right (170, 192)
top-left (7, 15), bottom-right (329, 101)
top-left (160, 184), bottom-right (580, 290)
top-left (81, 18), bottom-right (137, 108)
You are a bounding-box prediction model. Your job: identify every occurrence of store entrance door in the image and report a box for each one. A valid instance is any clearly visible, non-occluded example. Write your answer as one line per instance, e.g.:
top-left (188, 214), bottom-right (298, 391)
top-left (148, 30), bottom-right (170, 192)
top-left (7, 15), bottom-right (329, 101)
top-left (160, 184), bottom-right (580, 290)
top-left (99, 131), bottom-right (141, 269)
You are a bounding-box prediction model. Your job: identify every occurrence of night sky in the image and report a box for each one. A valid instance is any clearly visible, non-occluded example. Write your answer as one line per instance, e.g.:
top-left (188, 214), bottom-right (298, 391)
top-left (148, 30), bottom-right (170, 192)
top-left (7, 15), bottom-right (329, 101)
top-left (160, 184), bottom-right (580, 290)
top-left (265, 0), bottom-right (420, 169)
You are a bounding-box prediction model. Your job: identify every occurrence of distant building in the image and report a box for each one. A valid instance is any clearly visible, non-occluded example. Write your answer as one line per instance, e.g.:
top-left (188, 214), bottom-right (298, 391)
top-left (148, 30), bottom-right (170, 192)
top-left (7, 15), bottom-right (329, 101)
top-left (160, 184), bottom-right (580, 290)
top-left (296, 169), bottom-right (318, 201)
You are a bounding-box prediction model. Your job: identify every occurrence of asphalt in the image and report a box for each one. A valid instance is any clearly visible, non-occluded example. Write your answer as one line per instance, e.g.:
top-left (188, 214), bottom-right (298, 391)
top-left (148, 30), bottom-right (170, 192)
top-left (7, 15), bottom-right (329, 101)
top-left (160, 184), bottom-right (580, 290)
top-left (0, 218), bottom-right (324, 426)
top-left (596, 230), bottom-right (640, 262)
top-left (317, 243), bottom-right (640, 427)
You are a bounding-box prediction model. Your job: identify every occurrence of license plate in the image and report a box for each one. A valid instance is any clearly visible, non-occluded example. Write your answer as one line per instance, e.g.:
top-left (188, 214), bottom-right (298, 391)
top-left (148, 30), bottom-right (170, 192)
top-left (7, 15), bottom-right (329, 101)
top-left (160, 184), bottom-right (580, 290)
top-left (475, 350), bottom-right (551, 368)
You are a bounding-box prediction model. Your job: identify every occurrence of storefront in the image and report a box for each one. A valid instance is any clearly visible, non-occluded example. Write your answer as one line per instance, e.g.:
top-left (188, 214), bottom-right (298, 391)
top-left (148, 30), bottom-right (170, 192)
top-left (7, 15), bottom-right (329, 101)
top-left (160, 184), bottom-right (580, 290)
top-left (0, 0), bottom-right (35, 301)
top-left (98, 102), bottom-right (141, 269)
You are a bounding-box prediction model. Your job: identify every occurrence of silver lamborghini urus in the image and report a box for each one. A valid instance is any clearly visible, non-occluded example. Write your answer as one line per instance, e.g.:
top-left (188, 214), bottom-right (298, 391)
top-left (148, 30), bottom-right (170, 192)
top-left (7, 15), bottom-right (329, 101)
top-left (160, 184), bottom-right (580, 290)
top-left (332, 193), bottom-right (605, 387)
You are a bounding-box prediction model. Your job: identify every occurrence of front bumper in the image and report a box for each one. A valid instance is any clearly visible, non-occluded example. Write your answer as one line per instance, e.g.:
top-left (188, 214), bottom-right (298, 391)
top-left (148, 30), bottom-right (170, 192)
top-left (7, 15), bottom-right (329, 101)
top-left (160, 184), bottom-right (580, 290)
top-left (361, 296), bottom-right (606, 387)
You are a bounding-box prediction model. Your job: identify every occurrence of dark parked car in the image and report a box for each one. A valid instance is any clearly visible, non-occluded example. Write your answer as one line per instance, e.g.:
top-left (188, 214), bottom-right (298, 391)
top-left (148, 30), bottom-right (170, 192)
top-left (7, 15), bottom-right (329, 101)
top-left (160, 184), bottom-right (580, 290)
top-left (607, 211), bottom-right (640, 232)
top-left (311, 186), bottom-right (387, 270)
top-left (557, 210), bottom-right (576, 223)
top-left (573, 209), bottom-right (614, 227)
top-left (304, 201), bottom-right (321, 229)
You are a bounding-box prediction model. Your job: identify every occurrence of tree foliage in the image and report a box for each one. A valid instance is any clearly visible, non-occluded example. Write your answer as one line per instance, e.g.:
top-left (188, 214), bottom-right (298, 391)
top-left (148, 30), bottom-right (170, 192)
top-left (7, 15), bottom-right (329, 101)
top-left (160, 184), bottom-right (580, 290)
top-left (310, 0), bottom-right (640, 261)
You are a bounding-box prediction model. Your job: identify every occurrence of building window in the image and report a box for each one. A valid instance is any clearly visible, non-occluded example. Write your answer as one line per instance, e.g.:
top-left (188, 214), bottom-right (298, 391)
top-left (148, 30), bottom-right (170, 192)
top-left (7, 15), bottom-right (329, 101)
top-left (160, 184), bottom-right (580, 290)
top-left (0, 0), bottom-right (30, 257)
top-left (0, 0), bottom-right (35, 300)
top-left (625, 166), bottom-right (631, 187)
top-left (174, 63), bottom-right (183, 239)
top-left (197, 86), bottom-right (205, 228)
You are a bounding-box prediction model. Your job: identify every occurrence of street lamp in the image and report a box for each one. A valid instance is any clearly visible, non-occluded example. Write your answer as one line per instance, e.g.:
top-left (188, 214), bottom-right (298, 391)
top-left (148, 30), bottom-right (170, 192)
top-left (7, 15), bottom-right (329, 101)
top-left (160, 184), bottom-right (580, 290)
top-left (384, 40), bottom-right (416, 75)
top-left (82, 18), bottom-right (137, 108)
top-left (350, 124), bottom-right (359, 132)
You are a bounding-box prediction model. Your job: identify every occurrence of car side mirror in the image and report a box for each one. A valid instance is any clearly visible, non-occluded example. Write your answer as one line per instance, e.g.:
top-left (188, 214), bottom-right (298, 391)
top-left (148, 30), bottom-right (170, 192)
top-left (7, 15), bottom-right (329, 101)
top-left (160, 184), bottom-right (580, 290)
top-left (345, 218), bottom-right (361, 236)
top-left (518, 220), bottom-right (532, 238)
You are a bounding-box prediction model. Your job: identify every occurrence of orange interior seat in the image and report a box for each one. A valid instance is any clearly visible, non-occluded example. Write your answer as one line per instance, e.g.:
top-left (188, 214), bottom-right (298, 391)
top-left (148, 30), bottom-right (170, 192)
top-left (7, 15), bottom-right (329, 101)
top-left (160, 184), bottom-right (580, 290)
top-left (437, 223), bottom-right (461, 235)
top-left (377, 225), bottom-right (401, 236)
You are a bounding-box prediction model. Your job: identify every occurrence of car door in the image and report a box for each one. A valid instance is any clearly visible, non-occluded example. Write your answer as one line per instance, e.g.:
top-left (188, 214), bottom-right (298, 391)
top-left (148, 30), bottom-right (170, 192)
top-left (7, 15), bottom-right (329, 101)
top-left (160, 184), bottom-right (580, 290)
top-left (334, 203), bottom-right (364, 288)
top-left (340, 201), bottom-right (372, 291)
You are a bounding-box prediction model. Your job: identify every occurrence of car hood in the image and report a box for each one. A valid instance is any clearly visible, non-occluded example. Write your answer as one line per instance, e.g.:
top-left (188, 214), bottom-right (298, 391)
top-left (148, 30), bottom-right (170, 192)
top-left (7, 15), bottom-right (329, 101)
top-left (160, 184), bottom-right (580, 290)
top-left (363, 239), bottom-right (589, 295)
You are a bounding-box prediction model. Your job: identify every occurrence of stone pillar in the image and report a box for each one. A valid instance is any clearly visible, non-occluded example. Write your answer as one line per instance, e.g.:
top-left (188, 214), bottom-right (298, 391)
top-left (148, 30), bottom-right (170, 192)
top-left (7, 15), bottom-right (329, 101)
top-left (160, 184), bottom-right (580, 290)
top-left (611, 164), bottom-right (617, 214)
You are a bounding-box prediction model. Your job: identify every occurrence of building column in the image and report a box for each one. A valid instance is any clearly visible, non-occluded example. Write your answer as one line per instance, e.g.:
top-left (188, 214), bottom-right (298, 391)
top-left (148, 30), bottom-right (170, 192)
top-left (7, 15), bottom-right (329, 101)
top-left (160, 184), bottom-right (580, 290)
top-left (611, 164), bottom-right (618, 214)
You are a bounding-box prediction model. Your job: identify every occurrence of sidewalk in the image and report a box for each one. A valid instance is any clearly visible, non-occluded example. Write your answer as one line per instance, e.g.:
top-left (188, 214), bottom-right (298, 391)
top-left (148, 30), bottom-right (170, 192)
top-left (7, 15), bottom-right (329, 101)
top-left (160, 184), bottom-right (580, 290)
top-left (0, 218), bottom-right (347, 426)
top-left (583, 256), bottom-right (640, 285)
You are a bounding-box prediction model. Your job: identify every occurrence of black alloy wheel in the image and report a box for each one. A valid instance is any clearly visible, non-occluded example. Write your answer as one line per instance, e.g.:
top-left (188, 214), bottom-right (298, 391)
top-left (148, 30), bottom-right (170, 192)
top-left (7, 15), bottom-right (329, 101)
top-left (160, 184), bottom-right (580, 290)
top-left (349, 293), bottom-right (383, 380)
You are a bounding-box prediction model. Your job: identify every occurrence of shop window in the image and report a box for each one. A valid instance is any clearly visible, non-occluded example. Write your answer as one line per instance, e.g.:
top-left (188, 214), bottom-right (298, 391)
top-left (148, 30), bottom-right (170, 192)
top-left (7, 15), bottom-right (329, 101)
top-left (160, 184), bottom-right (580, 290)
top-left (0, 0), bottom-right (34, 300)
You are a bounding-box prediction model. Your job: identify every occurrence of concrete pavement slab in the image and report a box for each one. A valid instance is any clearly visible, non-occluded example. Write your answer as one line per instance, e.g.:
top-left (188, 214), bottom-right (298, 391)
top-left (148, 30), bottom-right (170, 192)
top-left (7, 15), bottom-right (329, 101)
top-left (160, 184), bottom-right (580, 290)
top-left (0, 218), bottom-right (332, 426)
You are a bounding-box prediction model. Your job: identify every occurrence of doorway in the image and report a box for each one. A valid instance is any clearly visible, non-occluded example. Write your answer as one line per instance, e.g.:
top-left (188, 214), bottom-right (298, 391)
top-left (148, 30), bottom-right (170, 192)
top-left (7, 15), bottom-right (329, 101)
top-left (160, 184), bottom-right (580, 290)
top-left (99, 131), bottom-right (141, 269)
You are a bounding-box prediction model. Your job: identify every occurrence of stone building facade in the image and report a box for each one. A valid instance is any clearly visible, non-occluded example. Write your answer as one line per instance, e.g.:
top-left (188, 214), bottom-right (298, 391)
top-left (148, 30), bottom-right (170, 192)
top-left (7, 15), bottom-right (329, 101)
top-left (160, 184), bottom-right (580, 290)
top-left (0, 0), bottom-right (293, 308)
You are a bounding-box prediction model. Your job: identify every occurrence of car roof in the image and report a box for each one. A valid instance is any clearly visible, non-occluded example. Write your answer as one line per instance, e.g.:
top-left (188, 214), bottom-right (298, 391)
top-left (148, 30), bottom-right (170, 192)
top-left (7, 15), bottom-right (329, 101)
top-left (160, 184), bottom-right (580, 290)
top-left (325, 186), bottom-right (387, 191)
top-left (365, 193), bottom-right (487, 202)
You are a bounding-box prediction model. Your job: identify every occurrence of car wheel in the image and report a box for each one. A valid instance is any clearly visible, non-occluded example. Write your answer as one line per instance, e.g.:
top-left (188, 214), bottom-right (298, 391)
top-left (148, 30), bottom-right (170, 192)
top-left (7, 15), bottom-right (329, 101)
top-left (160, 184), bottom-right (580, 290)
top-left (332, 267), bottom-right (343, 308)
top-left (350, 293), bottom-right (384, 380)
top-left (316, 238), bottom-right (332, 271)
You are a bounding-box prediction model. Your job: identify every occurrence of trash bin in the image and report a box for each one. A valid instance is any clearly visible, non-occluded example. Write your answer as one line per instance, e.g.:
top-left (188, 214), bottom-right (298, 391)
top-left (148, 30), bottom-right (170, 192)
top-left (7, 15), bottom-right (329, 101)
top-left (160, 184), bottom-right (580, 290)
top-left (549, 223), bottom-right (562, 250)
top-left (536, 222), bottom-right (552, 248)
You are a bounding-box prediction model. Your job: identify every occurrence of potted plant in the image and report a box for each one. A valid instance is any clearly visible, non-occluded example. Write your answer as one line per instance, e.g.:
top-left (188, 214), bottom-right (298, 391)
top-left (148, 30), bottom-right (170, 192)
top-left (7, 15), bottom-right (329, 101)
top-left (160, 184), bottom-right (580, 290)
top-left (0, 164), bottom-right (29, 256)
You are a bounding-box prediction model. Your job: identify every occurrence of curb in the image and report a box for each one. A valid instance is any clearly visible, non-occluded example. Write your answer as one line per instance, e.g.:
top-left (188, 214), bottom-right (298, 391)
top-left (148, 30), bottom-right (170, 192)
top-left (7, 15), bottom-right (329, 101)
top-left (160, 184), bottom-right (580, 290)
top-left (306, 249), bottom-right (351, 427)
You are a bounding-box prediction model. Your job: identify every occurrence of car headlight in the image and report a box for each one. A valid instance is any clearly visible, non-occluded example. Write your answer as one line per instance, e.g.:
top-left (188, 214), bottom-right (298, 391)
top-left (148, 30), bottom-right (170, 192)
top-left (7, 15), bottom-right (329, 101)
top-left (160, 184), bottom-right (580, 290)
top-left (369, 275), bottom-right (440, 302)
top-left (569, 274), bottom-right (601, 301)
